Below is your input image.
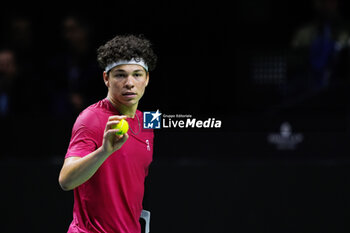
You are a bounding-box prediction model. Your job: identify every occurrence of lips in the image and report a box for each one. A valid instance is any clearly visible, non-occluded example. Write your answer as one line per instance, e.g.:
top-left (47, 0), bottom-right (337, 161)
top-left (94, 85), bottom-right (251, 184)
top-left (122, 92), bottom-right (137, 98)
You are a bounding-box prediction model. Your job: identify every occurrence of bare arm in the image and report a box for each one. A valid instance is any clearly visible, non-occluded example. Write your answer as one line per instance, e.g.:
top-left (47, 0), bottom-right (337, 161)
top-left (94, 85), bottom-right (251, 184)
top-left (58, 115), bottom-right (128, 191)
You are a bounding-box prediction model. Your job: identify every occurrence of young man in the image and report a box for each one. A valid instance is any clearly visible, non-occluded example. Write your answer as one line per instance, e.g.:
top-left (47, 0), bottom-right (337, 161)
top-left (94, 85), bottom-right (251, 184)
top-left (58, 34), bottom-right (157, 233)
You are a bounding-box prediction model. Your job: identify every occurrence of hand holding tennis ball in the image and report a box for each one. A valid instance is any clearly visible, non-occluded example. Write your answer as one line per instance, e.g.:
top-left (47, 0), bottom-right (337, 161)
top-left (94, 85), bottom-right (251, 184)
top-left (113, 119), bottom-right (129, 135)
top-left (102, 116), bottom-right (129, 155)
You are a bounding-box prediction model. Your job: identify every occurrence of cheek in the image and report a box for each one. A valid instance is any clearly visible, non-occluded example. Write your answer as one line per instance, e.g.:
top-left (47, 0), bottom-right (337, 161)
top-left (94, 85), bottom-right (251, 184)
top-left (138, 81), bottom-right (148, 93)
top-left (110, 80), bottom-right (122, 89)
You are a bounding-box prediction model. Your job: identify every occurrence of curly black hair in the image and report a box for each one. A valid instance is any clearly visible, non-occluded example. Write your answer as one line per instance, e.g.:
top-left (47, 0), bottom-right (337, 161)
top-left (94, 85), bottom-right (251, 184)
top-left (97, 34), bottom-right (157, 72)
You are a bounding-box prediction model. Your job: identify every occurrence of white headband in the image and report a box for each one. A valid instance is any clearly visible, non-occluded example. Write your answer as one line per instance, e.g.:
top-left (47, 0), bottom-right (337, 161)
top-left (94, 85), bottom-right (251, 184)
top-left (105, 58), bottom-right (148, 73)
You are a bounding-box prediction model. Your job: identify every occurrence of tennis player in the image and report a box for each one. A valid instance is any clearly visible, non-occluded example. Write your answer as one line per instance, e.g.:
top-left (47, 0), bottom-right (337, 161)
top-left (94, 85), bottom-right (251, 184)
top-left (58, 34), bottom-right (157, 233)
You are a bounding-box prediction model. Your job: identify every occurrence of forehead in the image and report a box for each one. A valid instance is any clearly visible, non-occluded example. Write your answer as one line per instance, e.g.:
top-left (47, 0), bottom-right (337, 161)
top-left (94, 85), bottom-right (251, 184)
top-left (110, 64), bottom-right (145, 73)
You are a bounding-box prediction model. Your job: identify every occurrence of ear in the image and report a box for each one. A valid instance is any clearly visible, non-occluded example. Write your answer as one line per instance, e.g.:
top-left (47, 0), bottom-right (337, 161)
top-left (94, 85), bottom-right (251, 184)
top-left (145, 72), bottom-right (150, 87)
top-left (103, 71), bottom-right (109, 88)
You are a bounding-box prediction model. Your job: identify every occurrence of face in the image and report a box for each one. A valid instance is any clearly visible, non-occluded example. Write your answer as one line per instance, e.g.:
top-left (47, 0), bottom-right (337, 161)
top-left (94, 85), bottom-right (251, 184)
top-left (103, 64), bottom-right (149, 108)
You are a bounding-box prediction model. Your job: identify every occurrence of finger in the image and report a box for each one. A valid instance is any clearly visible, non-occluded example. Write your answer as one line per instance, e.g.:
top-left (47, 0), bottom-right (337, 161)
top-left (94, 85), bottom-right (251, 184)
top-left (105, 120), bottom-right (120, 130)
top-left (105, 129), bottom-right (119, 137)
top-left (119, 133), bottom-right (129, 143)
top-left (111, 132), bottom-right (128, 143)
top-left (108, 115), bottom-right (127, 121)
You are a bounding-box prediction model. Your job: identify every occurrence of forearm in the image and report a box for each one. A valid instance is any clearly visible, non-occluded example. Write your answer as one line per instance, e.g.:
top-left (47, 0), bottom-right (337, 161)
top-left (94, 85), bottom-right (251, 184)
top-left (59, 147), bottom-right (110, 191)
top-left (59, 115), bottom-right (128, 191)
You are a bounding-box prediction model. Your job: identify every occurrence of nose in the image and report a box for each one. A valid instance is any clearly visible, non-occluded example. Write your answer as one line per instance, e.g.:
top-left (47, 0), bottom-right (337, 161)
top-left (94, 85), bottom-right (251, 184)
top-left (125, 75), bottom-right (135, 89)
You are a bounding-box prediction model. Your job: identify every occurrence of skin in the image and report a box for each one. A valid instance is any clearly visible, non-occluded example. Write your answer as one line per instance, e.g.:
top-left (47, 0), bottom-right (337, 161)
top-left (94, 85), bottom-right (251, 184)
top-left (58, 64), bottom-right (149, 191)
top-left (104, 64), bottom-right (149, 118)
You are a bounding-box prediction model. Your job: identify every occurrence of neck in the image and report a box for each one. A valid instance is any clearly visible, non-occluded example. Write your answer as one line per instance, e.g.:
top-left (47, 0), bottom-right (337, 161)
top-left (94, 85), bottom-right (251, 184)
top-left (107, 94), bottom-right (138, 118)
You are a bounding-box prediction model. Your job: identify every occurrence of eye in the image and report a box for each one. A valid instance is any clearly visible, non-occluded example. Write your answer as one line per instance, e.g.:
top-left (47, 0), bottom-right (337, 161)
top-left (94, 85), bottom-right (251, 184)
top-left (114, 73), bottom-right (126, 78)
top-left (134, 73), bottom-right (143, 77)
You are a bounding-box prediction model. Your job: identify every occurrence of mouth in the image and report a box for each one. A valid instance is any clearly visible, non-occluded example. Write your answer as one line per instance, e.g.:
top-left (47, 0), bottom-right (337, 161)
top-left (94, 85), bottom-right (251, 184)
top-left (122, 92), bottom-right (137, 98)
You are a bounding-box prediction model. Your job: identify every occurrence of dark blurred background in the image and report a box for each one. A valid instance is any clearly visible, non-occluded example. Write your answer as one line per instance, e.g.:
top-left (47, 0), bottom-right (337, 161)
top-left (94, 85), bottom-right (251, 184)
top-left (1, 0), bottom-right (350, 232)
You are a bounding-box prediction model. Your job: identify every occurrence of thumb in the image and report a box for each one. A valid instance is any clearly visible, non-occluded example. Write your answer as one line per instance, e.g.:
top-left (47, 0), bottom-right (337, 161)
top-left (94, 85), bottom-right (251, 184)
top-left (119, 133), bottom-right (129, 143)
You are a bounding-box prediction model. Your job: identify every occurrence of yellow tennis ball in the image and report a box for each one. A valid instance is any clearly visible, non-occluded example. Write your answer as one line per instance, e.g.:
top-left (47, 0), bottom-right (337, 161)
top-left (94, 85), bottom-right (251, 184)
top-left (113, 119), bottom-right (129, 135)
